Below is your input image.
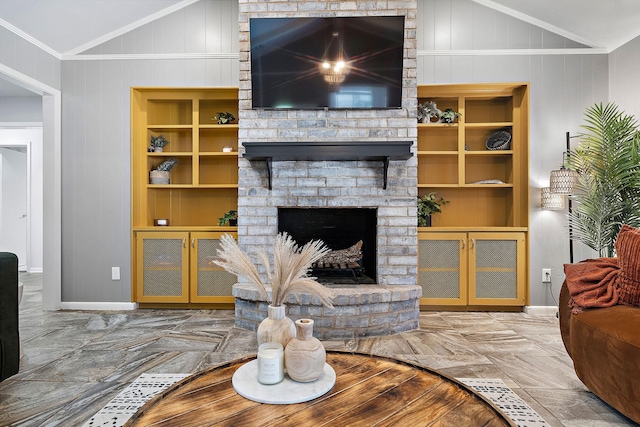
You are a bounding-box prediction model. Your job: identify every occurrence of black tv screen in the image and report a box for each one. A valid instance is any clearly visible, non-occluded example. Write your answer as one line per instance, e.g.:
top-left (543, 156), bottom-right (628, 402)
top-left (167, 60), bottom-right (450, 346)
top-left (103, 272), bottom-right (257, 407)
top-left (250, 16), bottom-right (405, 110)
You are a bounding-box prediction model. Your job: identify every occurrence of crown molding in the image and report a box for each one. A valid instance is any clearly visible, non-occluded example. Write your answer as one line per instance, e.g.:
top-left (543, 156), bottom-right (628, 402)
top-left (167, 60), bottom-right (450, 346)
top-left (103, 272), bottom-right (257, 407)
top-left (471, 0), bottom-right (604, 50)
top-left (0, 17), bottom-right (61, 59)
top-left (609, 29), bottom-right (640, 53)
top-left (418, 48), bottom-right (608, 56)
top-left (61, 52), bottom-right (240, 61)
top-left (63, 48), bottom-right (604, 62)
top-left (63, 0), bottom-right (201, 56)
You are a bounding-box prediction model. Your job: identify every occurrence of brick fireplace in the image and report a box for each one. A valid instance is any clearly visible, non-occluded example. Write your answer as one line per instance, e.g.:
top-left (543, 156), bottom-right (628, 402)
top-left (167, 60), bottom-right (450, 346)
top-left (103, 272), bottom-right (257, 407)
top-left (233, 0), bottom-right (421, 339)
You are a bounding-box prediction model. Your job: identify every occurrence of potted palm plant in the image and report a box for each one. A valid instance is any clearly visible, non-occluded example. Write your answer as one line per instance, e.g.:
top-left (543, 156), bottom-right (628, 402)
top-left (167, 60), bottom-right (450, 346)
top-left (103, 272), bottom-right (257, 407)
top-left (567, 102), bottom-right (640, 257)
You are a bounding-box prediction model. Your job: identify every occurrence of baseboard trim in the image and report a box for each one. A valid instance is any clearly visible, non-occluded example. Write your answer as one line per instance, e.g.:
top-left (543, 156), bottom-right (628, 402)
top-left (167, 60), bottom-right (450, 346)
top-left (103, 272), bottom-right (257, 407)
top-left (60, 302), bottom-right (138, 311)
top-left (524, 305), bottom-right (558, 317)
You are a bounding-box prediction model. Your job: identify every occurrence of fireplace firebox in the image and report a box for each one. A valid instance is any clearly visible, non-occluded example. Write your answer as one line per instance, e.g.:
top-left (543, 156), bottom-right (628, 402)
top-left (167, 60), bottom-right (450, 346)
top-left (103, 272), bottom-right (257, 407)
top-left (278, 208), bottom-right (377, 284)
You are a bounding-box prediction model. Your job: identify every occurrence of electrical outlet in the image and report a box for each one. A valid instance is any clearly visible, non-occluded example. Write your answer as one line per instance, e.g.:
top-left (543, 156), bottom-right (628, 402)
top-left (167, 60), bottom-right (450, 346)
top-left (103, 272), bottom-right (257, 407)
top-left (542, 268), bottom-right (551, 283)
top-left (111, 267), bottom-right (120, 281)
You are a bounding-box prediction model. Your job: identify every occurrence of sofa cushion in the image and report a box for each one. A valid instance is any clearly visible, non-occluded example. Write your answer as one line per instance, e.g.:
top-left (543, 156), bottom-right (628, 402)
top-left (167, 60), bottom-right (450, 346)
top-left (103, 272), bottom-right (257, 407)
top-left (569, 304), bottom-right (640, 423)
top-left (615, 224), bottom-right (640, 306)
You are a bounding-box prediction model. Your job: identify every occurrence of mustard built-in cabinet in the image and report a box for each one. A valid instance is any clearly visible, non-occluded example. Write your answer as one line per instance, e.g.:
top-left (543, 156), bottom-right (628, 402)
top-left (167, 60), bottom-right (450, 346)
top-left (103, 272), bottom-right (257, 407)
top-left (417, 83), bottom-right (530, 309)
top-left (131, 88), bottom-right (239, 306)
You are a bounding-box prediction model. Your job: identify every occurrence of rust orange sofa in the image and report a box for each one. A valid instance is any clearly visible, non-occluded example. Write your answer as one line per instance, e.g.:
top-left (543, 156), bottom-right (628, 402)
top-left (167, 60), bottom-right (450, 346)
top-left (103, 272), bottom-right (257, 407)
top-left (559, 280), bottom-right (640, 423)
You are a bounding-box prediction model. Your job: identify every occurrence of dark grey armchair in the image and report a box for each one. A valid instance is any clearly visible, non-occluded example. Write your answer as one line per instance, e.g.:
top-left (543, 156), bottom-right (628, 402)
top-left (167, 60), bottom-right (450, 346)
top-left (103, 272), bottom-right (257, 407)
top-left (0, 252), bottom-right (20, 382)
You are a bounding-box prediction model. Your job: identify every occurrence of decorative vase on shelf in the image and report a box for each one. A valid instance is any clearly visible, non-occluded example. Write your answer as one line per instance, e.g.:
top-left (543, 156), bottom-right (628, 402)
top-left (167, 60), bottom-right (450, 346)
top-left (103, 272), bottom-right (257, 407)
top-left (257, 304), bottom-right (296, 349)
top-left (284, 319), bottom-right (326, 382)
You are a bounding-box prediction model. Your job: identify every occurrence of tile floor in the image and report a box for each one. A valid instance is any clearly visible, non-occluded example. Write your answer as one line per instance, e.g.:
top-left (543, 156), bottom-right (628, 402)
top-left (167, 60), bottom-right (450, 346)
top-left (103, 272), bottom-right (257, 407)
top-left (0, 273), bottom-right (636, 426)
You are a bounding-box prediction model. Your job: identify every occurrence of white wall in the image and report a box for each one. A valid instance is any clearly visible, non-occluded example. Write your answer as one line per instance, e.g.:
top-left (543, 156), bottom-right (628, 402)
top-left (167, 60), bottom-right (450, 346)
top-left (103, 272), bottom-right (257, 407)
top-left (0, 97), bottom-right (43, 122)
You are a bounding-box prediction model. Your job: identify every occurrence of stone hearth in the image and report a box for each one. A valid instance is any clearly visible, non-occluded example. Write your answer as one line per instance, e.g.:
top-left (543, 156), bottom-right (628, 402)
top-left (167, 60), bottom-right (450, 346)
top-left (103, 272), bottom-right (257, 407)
top-left (233, 283), bottom-right (421, 340)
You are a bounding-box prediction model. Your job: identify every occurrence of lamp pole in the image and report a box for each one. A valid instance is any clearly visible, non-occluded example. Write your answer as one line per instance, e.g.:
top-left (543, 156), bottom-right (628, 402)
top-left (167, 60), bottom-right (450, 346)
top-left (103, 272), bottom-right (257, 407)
top-left (566, 131), bottom-right (574, 264)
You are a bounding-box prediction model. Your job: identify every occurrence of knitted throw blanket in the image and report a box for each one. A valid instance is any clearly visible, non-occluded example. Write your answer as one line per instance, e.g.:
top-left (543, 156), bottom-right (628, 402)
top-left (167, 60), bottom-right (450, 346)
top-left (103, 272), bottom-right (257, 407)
top-left (564, 258), bottom-right (620, 314)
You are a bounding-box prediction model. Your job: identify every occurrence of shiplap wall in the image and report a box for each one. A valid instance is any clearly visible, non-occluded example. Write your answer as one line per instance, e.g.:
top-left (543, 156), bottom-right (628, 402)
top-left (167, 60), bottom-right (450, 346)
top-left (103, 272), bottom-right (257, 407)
top-left (609, 37), bottom-right (640, 119)
top-left (60, 0), bottom-right (239, 302)
top-left (0, 25), bottom-right (60, 91)
top-left (55, 0), bottom-right (611, 305)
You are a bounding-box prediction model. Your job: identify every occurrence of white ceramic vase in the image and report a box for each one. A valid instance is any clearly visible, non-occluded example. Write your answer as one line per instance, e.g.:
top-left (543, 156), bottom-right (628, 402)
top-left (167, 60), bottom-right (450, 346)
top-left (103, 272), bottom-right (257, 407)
top-left (284, 319), bottom-right (326, 382)
top-left (256, 304), bottom-right (296, 349)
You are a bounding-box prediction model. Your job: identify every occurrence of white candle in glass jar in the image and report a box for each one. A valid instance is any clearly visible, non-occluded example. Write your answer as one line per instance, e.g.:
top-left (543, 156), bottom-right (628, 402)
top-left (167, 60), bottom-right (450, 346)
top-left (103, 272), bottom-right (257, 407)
top-left (257, 342), bottom-right (284, 385)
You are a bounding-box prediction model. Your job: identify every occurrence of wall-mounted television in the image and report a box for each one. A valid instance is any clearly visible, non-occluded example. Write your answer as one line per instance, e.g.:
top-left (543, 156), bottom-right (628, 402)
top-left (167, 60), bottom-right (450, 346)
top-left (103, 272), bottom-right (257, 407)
top-left (250, 16), bottom-right (405, 110)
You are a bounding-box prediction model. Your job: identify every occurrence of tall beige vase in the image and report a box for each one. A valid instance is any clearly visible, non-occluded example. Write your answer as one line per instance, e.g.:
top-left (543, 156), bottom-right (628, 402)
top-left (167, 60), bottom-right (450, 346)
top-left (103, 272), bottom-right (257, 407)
top-left (256, 304), bottom-right (296, 349)
top-left (284, 319), bottom-right (326, 382)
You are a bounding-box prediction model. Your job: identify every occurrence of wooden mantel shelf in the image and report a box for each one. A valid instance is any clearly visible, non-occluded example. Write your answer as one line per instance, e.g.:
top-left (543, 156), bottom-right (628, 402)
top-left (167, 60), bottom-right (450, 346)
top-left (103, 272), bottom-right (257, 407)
top-left (242, 141), bottom-right (413, 189)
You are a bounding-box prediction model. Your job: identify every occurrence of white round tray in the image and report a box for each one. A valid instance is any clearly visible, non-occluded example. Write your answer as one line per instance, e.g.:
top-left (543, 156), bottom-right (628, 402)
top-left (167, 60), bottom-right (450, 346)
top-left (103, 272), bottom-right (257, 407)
top-left (232, 360), bottom-right (336, 405)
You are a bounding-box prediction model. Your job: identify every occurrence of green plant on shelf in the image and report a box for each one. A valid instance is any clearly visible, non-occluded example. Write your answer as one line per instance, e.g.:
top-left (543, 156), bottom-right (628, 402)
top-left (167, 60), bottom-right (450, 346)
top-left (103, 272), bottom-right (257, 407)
top-left (218, 209), bottom-right (238, 226)
top-left (155, 158), bottom-right (177, 172)
top-left (150, 135), bottom-right (169, 149)
top-left (214, 112), bottom-right (235, 125)
top-left (440, 108), bottom-right (461, 124)
top-left (417, 193), bottom-right (449, 227)
top-left (417, 101), bottom-right (441, 123)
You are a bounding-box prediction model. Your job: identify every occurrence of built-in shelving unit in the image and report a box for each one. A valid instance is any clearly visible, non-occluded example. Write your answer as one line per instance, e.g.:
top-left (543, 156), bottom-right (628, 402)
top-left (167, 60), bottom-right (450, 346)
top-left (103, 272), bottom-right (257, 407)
top-left (131, 88), bottom-right (239, 305)
top-left (417, 83), bottom-right (530, 309)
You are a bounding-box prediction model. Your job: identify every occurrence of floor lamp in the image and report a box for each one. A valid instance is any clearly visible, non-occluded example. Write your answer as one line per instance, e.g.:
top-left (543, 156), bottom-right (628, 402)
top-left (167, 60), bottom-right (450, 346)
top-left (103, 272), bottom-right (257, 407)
top-left (549, 132), bottom-right (579, 263)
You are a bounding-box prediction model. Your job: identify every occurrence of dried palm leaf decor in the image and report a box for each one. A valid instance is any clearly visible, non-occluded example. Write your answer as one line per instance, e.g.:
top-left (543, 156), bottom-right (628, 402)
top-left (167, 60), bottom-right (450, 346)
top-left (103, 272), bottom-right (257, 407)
top-left (215, 233), bottom-right (335, 307)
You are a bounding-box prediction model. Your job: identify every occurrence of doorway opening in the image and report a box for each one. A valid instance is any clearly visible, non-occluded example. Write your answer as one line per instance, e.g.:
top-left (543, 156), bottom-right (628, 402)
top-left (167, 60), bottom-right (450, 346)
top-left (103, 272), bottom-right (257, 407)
top-left (0, 144), bottom-right (28, 270)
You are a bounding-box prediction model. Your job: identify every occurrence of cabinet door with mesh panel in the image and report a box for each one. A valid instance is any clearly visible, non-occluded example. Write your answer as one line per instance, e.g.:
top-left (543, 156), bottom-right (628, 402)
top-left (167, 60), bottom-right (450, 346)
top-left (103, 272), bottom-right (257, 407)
top-left (468, 232), bottom-right (526, 306)
top-left (190, 232), bottom-right (237, 303)
top-left (136, 232), bottom-right (189, 303)
top-left (418, 232), bottom-right (468, 306)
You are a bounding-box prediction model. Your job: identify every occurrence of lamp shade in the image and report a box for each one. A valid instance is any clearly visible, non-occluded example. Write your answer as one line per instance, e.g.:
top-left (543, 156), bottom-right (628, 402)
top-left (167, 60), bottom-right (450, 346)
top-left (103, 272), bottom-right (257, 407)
top-left (549, 167), bottom-right (577, 194)
top-left (541, 187), bottom-right (565, 210)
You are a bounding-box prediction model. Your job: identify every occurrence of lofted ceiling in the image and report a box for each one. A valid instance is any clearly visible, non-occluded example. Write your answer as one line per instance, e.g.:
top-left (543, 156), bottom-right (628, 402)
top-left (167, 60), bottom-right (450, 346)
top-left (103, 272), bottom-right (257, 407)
top-left (0, 0), bottom-right (639, 97)
top-left (476, 0), bottom-right (640, 50)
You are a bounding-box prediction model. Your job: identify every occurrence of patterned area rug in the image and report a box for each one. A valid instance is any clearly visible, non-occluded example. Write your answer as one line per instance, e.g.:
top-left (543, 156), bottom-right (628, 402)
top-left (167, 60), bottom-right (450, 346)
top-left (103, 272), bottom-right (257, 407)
top-left (459, 378), bottom-right (550, 427)
top-left (84, 374), bottom-right (548, 427)
top-left (83, 374), bottom-right (189, 427)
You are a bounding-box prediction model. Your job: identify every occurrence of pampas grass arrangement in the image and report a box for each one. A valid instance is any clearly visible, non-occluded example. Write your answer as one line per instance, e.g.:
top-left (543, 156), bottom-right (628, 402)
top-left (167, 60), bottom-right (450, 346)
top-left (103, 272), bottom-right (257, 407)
top-left (214, 232), bottom-right (335, 308)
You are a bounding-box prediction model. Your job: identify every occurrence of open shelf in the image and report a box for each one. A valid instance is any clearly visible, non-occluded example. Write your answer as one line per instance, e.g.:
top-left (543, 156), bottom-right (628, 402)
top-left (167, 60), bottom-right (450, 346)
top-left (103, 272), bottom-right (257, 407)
top-left (132, 87), bottom-right (239, 229)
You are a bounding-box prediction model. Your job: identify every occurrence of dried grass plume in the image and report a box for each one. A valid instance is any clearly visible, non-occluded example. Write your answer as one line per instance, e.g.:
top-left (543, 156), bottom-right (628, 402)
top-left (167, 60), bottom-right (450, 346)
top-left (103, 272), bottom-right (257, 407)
top-left (214, 232), bottom-right (335, 308)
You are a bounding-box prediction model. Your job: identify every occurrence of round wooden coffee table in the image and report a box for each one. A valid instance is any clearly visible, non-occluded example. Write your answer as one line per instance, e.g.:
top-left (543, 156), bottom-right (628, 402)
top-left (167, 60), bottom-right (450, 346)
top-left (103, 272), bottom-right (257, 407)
top-left (125, 351), bottom-right (514, 426)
